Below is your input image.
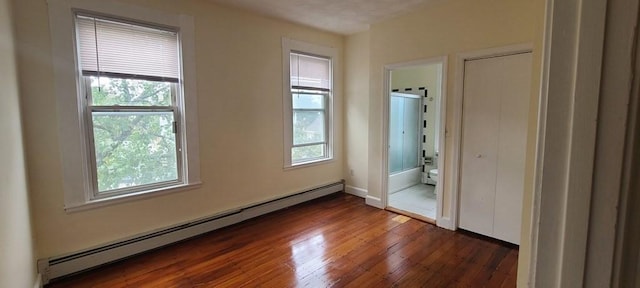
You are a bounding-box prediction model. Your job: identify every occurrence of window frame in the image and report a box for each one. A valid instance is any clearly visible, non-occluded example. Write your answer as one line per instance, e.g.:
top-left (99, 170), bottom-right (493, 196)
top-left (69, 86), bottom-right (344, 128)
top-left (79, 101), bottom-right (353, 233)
top-left (48, 0), bottom-right (201, 211)
top-left (282, 38), bottom-right (336, 168)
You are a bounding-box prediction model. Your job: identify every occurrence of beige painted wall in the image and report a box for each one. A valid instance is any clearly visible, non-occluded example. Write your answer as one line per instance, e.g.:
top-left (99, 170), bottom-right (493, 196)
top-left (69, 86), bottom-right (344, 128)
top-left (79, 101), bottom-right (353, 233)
top-left (344, 31), bottom-right (370, 190)
top-left (0, 0), bottom-right (38, 286)
top-left (364, 0), bottom-right (545, 286)
top-left (13, 0), bottom-right (344, 258)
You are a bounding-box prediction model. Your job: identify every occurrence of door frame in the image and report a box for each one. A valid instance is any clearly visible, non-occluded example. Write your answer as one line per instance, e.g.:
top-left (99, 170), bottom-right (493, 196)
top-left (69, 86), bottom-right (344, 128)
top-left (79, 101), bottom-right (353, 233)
top-left (530, 0), bottom-right (638, 286)
top-left (450, 44), bottom-right (533, 230)
top-left (381, 56), bottom-right (447, 225)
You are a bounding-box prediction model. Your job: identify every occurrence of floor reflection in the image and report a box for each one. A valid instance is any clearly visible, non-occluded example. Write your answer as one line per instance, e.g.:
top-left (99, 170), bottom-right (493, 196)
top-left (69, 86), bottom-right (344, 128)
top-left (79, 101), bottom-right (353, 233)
top-left (290, 233), bottom-right (328, 282)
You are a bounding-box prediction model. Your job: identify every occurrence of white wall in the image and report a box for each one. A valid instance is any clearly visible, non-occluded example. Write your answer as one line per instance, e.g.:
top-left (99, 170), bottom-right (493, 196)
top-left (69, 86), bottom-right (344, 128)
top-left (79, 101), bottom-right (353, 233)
top-left (0, 0), bottom-right (38, 286)
top-left (13, 0), bottom-right (344, 258)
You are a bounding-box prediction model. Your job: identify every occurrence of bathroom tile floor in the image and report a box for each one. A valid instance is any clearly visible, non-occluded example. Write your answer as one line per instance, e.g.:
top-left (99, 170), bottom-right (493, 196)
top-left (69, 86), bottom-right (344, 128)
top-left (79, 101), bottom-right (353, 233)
top-left (389, 183), bottom-right (436, 220)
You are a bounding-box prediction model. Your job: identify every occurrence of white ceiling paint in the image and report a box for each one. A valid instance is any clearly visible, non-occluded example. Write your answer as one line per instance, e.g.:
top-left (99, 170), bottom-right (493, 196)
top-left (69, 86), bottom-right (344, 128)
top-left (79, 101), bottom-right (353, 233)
top-left (208, 0), bottom-right (434, 35)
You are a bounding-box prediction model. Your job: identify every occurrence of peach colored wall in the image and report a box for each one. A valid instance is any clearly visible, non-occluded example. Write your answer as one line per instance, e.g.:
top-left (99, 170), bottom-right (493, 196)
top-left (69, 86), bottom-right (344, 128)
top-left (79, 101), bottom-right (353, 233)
top-left (0, 0), bottom-right (38, 286)
top-left (344, 31), bottom-right (370, 191)
top-left (13, 0), bottom-right (344, 258)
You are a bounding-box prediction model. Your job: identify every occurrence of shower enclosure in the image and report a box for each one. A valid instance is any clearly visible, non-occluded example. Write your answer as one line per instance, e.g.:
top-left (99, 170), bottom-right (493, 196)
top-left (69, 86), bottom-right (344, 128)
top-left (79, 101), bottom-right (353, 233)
top-left (388, 92), bottom-right (422, 193)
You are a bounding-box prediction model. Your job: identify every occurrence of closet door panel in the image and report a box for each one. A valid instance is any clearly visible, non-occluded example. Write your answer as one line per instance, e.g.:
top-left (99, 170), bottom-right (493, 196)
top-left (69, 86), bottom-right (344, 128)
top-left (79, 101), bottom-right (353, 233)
top-left (458, 57), bottom-right (502, 237)
top-left (493, 53), bottom-right (532, 244)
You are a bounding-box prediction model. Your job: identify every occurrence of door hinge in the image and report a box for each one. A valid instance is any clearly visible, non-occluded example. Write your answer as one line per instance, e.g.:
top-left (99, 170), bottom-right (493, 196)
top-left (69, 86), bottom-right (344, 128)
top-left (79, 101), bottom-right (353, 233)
top-left (172, 121), bottom-right (178, 133)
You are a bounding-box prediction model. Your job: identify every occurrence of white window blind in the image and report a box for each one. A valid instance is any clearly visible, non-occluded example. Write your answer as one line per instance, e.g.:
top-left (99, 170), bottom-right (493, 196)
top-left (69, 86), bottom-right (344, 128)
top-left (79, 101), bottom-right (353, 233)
top-left (290, 53), bottom-right (330, 90)
top-left (76, 15), bottom-right (179, 82)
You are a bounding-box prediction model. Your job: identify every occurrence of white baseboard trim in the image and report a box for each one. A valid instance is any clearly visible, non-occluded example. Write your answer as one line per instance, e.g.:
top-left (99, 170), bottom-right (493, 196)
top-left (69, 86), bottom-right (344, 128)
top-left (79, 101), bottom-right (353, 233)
top-left (437, 216), bottom-right (455, 231)
top-left (33, 273), bottom-right (42, 288)
top-left (345, 185), bottom-right (367, 198)
top-left (365, 195), bottom-right (384, 209)
top-left (38, 181), bottom-right (344, 284)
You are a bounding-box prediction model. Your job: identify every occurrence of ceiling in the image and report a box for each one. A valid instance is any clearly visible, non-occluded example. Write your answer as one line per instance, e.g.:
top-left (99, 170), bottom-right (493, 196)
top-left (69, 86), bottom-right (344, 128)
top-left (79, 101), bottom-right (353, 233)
top-left (209, 0), bottom-right (434, 35)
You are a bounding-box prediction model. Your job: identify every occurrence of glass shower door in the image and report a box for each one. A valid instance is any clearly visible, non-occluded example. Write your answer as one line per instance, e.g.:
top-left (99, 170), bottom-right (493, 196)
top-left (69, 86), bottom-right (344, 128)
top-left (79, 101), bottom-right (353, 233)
top-left (389, 96), bottom-right (404, 174)
top-left (402, 97), bottom-right (420, 170)
top-left (389, 95), bottom-right (421, 174)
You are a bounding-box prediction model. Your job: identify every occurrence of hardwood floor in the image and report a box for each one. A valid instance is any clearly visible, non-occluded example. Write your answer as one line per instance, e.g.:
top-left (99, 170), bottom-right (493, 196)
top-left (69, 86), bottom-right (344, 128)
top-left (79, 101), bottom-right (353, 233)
top-left (46, 193), bottom-right (518, 288)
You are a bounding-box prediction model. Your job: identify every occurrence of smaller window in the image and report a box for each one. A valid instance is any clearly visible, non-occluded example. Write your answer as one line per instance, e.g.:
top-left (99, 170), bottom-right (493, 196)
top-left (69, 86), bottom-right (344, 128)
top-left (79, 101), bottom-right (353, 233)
top-left (283, 39), bottom-right (336, 167)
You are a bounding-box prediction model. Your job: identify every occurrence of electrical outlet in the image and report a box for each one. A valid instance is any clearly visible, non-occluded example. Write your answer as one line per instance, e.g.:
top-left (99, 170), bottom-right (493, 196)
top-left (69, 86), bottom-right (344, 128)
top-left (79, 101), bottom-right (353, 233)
top-left (349, 169), bottom-right (354, 176)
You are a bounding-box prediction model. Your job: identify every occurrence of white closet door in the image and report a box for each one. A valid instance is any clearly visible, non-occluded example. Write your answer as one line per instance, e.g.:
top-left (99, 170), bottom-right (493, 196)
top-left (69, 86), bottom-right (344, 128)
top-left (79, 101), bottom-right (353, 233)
top-left (493, 53), bottom-right (531, 244)
top-left (458, 52), bottom-right (532, 244)
top-left (459, 56), bottom-right (502, 237)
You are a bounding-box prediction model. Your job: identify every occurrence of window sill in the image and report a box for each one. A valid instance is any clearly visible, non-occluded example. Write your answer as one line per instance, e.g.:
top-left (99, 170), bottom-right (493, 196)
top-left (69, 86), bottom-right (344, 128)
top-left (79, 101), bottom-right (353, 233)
top-left (284, 158), bottom-right (334, 171)
top-left (64, 182), bottom-right (202, 213)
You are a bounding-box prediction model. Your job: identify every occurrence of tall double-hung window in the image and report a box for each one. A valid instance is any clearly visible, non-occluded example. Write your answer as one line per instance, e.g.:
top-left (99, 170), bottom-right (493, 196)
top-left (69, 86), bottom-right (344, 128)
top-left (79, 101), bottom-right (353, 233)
top-left (48, 0), bottom-right (200, 210)
top-left (283, 39), bottom-right (336, 167)
top-left (76, 15), bottom-right (183, 195)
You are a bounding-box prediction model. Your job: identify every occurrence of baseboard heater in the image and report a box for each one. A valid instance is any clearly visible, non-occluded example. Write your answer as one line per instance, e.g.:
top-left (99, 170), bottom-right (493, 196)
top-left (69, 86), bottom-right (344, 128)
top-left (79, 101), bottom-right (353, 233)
top-left (38, 181), bottom-right (344, 284)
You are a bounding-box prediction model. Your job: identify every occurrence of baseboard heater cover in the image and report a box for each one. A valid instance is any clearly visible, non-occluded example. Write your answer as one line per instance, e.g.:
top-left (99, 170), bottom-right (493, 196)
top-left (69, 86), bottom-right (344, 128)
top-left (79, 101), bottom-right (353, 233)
top-left (38, 181), bottom-right (344, 284)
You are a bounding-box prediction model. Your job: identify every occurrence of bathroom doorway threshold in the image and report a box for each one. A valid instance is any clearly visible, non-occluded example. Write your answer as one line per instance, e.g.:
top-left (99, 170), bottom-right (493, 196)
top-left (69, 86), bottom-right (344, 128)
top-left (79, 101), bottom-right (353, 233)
top-left (386, 206), bottom-right (436, 225)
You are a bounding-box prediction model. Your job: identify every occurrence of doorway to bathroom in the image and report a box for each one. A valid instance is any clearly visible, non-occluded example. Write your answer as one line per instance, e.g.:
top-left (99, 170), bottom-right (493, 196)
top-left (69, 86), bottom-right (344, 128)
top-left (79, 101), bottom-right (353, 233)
top-left (385, 59), bottom-right (445, 223)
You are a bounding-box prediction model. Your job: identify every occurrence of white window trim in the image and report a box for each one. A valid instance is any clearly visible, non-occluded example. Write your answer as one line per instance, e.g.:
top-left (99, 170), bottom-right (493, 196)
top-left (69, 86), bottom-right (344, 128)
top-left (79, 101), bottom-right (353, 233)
top-left (282, 38), bottom-right (336, 169)
top-left (48, 0), bottom-right (201, 212)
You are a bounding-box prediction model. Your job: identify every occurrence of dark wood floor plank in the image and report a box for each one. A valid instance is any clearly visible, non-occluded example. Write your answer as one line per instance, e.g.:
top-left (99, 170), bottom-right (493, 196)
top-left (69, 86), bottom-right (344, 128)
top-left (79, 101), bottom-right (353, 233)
top-left (483, 249), bottom-right (519, 287)
top-left (501, 255), bottom-right (520, 287)
top-left (46, 193), bottom-right (518, 288)
top-left (464, 244), bottom-right (512, 286)
top-left (452, 242), bottom-right (500, 287)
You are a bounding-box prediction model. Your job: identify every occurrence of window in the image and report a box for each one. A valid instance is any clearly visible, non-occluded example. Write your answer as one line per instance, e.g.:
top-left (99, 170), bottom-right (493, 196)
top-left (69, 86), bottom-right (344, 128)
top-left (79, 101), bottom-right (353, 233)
top-left (48, 0), bottom-right (200, 210)
top-left (77, 15), bottom-right (185, 197)
top-left (283, 39), bottom-right (336, 167)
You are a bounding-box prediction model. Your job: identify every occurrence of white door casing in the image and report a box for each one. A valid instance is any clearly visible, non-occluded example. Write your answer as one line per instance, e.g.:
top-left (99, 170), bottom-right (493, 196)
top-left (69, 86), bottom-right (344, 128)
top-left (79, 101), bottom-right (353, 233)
top-left (379, 56), bottom-right (448, 226)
